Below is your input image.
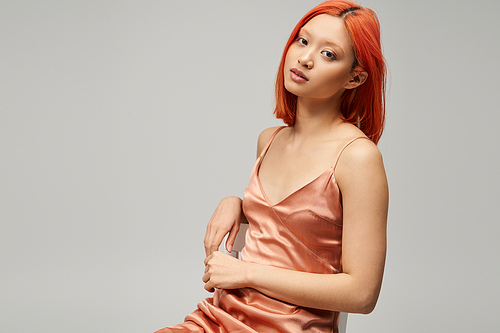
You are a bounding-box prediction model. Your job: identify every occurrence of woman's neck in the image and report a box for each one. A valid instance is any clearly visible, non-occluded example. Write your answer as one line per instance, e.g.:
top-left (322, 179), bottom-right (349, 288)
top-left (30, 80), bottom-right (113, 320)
top-left (292, 96), bottom-right (344, 138)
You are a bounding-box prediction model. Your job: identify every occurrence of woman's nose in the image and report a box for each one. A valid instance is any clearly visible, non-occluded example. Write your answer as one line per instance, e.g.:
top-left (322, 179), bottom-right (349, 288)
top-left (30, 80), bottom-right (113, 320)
top-left (298, 52), bottom-right (313, 69)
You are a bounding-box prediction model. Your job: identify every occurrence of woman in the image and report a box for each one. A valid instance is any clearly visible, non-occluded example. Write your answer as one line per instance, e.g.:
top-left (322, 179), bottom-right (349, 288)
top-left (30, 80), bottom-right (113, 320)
top-left (156, 0), bottom-right (388, 332)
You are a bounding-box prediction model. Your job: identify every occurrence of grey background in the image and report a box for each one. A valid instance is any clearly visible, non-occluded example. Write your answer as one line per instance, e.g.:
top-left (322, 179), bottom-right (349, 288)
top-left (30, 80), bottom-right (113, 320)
top-left (1, 0), bottom-right (499, 332)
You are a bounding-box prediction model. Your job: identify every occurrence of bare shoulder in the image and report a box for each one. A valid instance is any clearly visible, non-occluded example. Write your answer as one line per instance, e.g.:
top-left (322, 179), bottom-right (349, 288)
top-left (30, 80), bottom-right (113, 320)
top-left (340, 138), bottom-right (383, 166)
top-left (335, 138), bottom-right (386, 187)
top-left (256, 126), bottom-right (284, 158)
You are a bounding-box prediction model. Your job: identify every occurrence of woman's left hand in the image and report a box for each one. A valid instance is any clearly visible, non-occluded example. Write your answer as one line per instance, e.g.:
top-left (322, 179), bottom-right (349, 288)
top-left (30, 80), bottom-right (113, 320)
top-left (203, 251), bottom-right (251, 292)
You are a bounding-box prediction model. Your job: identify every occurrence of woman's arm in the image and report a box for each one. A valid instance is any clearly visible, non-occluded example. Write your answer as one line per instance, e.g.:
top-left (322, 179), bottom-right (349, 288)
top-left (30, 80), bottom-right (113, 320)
top-left (203, 127), bottom-right (282, 257)
top-left (203, 139), bottom-right (388, 314)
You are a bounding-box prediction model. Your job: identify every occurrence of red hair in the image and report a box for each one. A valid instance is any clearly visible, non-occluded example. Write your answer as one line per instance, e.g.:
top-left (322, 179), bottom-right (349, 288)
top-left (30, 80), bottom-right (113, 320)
top-left (274, 0), bottom-right (387, 144)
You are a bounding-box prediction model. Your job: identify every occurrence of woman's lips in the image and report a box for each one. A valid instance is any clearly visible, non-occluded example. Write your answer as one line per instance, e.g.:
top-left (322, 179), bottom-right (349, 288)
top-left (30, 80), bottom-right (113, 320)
top-left (290, 68), bottom-right (309, 83)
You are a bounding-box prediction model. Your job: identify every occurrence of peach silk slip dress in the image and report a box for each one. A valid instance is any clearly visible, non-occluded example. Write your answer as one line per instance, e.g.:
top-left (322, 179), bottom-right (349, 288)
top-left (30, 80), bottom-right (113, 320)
top-left (155, 126), bottom-right (369, 333)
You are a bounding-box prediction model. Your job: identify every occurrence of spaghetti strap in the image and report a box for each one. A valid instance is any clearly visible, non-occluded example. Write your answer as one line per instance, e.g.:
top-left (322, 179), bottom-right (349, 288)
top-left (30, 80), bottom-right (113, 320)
top-left (332, 137), bottom-right (371, 171)
top-left (258, 126), bottom-right (287, 159)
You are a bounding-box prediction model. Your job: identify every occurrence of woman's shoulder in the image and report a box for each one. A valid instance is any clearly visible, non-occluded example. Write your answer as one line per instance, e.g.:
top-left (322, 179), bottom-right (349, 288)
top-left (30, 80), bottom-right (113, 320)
top-left (256, 126), bottom-right (286, 157)
top-left (335, 123), bottom-right (380, 157)
top-left (333, 122), bottom-right (384, 173)
top-left (334, 133), bottom-right (385, 188)
top-left (339, 137), bottom-right (381, 164)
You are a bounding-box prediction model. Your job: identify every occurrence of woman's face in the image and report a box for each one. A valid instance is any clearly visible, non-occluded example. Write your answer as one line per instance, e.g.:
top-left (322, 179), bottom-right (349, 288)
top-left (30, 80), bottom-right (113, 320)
top-left (284, 14), bottom-right (357, 102)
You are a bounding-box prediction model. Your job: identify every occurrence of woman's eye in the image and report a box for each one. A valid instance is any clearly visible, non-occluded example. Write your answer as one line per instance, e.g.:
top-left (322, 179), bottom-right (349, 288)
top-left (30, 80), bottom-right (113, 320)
top-left (297, 37), bottom-right (307, 45)
top-left (322, 51), bottom-right (337, 60)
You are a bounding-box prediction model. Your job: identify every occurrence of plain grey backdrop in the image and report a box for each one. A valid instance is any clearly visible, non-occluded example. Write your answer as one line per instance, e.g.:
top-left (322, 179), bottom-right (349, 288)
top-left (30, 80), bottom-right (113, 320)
top-left (1, 0), bottom-right (499, 332)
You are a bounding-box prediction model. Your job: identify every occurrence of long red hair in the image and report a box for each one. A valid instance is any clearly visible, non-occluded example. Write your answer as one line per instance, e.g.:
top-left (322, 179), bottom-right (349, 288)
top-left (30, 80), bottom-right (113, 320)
top-left (274, 0), bottom-right (387, 144)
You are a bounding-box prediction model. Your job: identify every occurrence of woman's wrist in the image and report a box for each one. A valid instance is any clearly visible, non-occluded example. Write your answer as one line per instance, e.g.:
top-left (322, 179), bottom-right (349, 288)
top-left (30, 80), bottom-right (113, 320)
top-left (220, 196), bottom-right (247, 224)
top-left (241, 261), bottom-right (260, 288)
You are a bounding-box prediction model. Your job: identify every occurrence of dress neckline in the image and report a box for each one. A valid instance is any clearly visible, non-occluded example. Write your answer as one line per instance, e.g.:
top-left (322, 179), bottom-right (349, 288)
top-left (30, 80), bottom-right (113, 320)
top-left (256, 160), bottom-right (334, 207)
top-left (254, 126), bottom-right (370, 207)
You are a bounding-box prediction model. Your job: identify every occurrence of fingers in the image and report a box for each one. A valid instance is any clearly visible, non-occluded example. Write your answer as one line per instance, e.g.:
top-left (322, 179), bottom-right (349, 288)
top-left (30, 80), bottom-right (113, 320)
top-left (203, 254), bottom-right (215, 292)
top-left (204, 224), bottom-right (221, 256)
top-left (203, 252), bottom-right (244, 292)
top-left (203, 196), bottom-right (244, 256)
top-left (204, 233), bottom-right (223, 257)
top-left (225, 223), bottom-right (241, 253)
top-left (202, 272), bottom-right (215, 292)
top-left (203, 224), bottom-right (214, 256)
top-left (204, 218), bottom-right (228, 256)
top-left (204, 254), bottom-right (212, 266)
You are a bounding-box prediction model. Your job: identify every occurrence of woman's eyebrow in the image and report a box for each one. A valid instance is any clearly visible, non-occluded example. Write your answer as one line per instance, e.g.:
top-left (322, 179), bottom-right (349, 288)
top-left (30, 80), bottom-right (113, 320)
top-left (300, 28), bottom-right (346, 55)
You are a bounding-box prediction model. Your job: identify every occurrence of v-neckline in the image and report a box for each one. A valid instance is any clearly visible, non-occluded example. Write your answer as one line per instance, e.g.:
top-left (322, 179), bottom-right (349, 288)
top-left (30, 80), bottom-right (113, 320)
top-left (253, 126), bottom-right (368, 207)
top-left (256, 156), bottom-right (334, 207)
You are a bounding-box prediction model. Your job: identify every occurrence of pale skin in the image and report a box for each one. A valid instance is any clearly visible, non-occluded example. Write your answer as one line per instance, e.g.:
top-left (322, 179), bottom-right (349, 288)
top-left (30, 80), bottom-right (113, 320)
top-left (203, 14), bottom-right (388, 314)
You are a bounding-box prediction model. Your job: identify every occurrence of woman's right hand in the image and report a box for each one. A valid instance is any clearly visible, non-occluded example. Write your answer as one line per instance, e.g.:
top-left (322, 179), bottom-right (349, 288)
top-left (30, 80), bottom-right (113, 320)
top-left (204, 196), bottom-right (246, 257)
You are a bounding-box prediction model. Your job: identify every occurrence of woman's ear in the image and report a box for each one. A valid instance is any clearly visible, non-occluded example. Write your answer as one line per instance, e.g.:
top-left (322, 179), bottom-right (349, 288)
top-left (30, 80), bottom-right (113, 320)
top-left (344, 70), bottom-right (368, 89)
